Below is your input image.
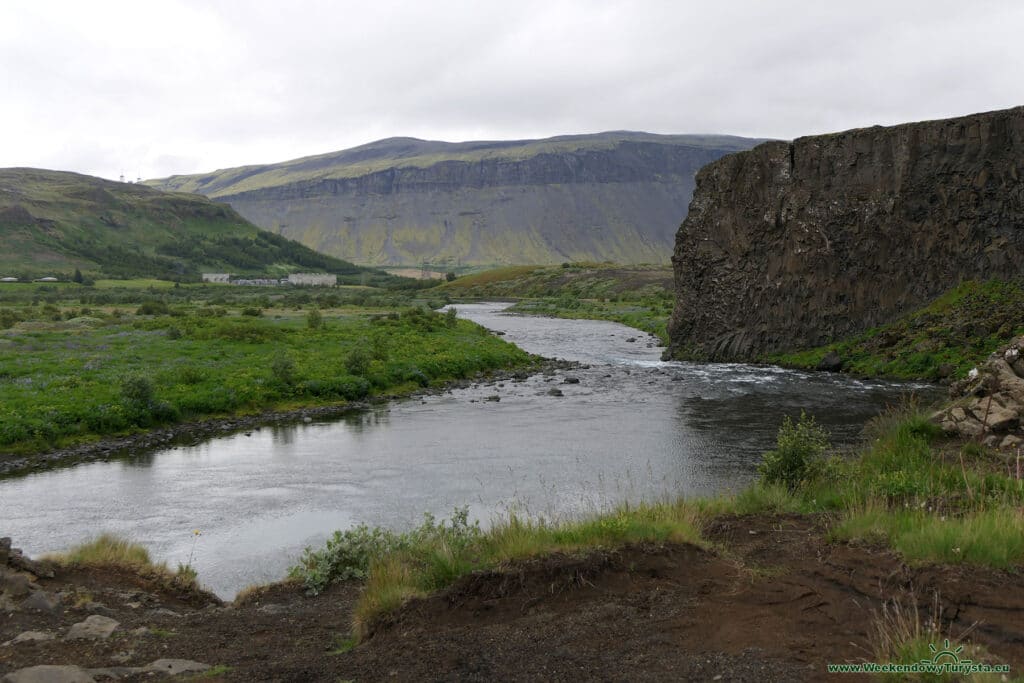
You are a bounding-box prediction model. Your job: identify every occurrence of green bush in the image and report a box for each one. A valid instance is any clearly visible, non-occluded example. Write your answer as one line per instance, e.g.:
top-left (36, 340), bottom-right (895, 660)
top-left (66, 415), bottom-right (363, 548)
top-left (758, 412), bottom-right (831, 491)
top-left (290, 507), bottom-right (481, 595)
top-left (136, 300), bottom-right (170, 316)
top-left (345, 347), bottom-right (372, 376)
top-left (270, 354), bottom-right (297, 387)
top-left (121, 375), bottom-right (155, 405)
top-left (306, 307), bottom-right (323, 329)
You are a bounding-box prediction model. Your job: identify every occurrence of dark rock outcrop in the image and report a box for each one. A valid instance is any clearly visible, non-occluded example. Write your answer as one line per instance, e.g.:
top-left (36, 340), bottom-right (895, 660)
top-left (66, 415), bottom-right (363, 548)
top-left (667, 106), bottom-right (1024, 360)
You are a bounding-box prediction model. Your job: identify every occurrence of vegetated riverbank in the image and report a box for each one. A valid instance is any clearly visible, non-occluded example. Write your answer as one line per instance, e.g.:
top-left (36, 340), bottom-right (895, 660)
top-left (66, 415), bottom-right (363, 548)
top-left (438, 262), bottom-right (675, 343)
top-left (0, 281), bottom-right (534, 467)
top-left (5, 394), bottom-right (1024, 681)
top-left (0, 357), bottom-right (579, 479)
top-left (766, 279), bottom-right (1024, 382)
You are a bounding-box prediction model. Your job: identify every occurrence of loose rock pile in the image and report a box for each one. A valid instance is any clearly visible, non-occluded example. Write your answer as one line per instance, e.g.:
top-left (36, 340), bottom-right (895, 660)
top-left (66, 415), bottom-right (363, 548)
top-left (935, 336), bottom-right (1024, 451)
top-left (0, 537), bottom-right (55, 613)
top-left (1, 537), bottom-right (211, 681)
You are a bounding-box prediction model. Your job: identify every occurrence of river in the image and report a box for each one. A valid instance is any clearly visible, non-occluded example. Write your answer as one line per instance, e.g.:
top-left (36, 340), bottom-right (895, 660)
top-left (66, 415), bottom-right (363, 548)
top-left (0, 303), bottom-right (937, 597)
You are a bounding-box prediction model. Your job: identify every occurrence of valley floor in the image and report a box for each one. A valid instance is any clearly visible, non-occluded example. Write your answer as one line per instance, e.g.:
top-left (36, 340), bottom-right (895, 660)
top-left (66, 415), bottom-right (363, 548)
top-left (3, 512), bottom-right (1023, 682)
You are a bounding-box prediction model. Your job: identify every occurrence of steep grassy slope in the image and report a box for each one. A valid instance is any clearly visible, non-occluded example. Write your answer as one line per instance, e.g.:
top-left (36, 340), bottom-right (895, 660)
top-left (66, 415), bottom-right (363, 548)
top-left (767, 279), bottom-right (1024, 380)
top-left (147, 132), bottom-right (766, 266)
top-left (0, 168), bottom-right (390, 282)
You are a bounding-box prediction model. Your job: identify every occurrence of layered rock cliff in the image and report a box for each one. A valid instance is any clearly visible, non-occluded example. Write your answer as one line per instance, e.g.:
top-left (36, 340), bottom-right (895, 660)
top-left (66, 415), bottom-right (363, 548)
top-left (148, 133), bottom-right (764, 266)
top-left (667, 106), bottom-right (1024, 361)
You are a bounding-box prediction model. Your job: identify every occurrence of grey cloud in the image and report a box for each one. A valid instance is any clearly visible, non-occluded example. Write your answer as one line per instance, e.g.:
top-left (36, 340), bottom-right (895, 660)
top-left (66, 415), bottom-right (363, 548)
top-left (1, 0), bottom-right (1022, 179)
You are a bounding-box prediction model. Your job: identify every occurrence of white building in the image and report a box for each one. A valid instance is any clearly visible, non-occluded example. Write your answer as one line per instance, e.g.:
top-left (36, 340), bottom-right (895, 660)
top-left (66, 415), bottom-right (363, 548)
top-left (202, 273), bottom-right (231, 283)
top-left (287, 273), bottom-right (337, 287)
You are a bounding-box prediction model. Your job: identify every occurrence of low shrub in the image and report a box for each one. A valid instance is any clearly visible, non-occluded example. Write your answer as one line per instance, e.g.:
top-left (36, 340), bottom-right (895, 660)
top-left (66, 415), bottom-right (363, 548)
top-left (758, 412), bottom-right (831, 490)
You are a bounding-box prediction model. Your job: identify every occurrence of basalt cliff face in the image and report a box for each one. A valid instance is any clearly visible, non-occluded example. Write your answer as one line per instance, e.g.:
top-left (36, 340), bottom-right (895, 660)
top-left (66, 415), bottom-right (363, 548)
top-left (667, 107), bottom-right (1024, 361)
top-left (148, 133), bottom-right (764, 266)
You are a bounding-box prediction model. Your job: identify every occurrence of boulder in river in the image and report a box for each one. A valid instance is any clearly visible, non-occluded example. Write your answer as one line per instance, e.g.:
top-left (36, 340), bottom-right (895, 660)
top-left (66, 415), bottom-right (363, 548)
top-left (816, 352), bottom-right (843, 373)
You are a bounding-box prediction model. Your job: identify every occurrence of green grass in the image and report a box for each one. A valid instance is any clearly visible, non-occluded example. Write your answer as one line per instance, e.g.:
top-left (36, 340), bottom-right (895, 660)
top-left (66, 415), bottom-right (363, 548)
top-left (289, 501), bottom-right (704, 638)
top-left (350, 501), bottom-right (704, 636)
top-left (767, 279), bottom-right (1024, 380)
top-left (832, 506), bottom-right (1024, 568)
top-left (0, 301), bottom-right (531, 454)
top-left (53, 533), bottom-right (153, 568)
top-left (47, 533), bottom-right (200, 591)
top-left (93, 278), bottom-right (178, 289)
top-left (868, 597), bottom-right (1009, 681)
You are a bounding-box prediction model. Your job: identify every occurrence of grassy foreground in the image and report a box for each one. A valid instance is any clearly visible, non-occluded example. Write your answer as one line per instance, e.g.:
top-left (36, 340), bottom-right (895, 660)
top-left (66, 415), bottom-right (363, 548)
top-left (286, 403), bottom-right (1024, 642)
top-left (0, 283), bottom-right (531, 454)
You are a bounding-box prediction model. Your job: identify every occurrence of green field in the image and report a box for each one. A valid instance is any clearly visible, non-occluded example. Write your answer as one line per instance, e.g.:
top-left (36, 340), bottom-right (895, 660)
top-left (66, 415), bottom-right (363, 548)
top-left (0, 284), bottom-right (531, 454)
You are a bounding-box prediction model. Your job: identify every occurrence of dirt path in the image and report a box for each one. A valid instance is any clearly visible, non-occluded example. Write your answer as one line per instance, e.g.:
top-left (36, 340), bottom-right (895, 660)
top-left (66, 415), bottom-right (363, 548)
top-left (4, 514), bottom-right (1023, 681)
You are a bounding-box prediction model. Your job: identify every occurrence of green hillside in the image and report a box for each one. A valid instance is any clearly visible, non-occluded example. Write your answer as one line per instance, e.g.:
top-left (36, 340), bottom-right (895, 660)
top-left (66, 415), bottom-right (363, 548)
top-left (0, 168), bottom-right (390, 282)
top-left (146, 132), bottom-right (767, 266)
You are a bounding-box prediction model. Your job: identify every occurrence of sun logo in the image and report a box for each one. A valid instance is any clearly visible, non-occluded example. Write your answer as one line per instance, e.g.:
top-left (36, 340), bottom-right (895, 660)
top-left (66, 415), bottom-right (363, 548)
top-left (925, 639), bottom-right (970, 666)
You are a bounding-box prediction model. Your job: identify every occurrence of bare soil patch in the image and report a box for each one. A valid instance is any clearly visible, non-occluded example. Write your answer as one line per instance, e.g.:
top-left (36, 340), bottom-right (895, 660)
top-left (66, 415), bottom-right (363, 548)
top-left (4, 514), bottom-right (1023, 681)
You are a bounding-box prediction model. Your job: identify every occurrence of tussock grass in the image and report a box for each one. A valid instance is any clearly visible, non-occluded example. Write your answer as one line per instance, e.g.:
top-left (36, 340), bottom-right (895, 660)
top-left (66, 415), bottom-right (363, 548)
top-left (868, 596), bottom-right (1007, 681)
top-left (484, 501), bottom-right (704, 561)
top-left (51, 533), bottom-right (153, 569)
top-left (49, 533), bottom-right (200, 590)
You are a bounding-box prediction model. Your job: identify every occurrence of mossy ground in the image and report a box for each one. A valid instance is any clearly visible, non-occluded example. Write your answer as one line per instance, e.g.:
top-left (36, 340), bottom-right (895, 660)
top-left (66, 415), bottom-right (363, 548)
top-left (768, 279), bottom-right (1024, 380)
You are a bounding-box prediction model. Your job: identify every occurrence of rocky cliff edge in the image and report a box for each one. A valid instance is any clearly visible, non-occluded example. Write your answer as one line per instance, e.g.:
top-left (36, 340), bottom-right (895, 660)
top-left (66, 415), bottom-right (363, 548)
top-left (667, 106), bottom-right (1024, 360)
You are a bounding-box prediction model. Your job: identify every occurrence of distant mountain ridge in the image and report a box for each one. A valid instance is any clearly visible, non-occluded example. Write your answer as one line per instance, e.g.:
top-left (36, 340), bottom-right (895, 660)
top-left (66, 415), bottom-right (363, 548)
top-left (0, 168), bottom-right (384, 281)
top-left (148, 132), bottom-right (768, 266)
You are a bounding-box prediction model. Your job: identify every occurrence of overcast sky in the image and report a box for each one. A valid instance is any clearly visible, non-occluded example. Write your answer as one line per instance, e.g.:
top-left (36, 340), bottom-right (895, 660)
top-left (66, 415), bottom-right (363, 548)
top-left (2, 0), bottom-right (1022, 181)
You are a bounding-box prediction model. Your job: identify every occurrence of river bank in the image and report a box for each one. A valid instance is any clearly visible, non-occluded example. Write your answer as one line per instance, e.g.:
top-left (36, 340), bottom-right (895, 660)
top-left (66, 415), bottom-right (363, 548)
top-left (3, 506), bottom-right (1023, 681)
top-left (3, 326), bottom-right (1023, 679)
top-left (0, 358), bottom-right (579, 479)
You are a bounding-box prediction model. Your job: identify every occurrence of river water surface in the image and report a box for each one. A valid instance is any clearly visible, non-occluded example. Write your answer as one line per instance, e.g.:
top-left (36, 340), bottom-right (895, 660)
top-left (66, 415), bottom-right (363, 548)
top-left (0, 304), bottom-right (938, 596)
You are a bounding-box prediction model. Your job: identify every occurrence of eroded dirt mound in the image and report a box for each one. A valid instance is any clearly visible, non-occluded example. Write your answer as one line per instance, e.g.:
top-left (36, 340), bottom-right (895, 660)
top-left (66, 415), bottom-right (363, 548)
top-left (4, 515), bottom-right (1024, 682)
